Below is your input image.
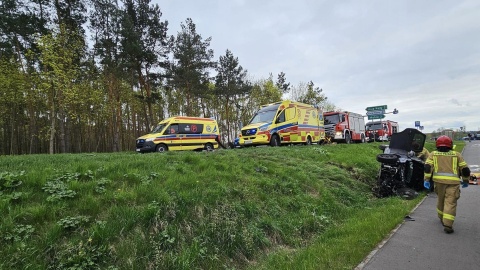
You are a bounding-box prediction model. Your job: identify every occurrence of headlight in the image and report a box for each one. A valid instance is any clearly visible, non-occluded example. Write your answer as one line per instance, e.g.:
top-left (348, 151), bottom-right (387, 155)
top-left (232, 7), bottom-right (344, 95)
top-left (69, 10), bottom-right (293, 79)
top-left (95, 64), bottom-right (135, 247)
top-left (335, 132), bottom-right (342, 136)
top-left (145, 138), bottom-right (155, 142)
top-left (259, 126), bottom-right (268, 132)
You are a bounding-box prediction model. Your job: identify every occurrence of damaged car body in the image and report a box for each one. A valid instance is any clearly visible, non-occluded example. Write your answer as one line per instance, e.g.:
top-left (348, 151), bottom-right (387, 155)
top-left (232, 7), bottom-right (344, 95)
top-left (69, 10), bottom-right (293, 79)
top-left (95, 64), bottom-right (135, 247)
top-left (373, 128), bottom-right (427, 199)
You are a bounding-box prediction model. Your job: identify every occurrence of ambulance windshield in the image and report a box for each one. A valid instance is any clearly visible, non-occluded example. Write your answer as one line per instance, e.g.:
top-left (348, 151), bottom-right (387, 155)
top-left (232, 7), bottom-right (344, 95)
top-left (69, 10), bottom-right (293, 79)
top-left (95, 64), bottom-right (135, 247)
top-left (249, 104), bottom-right (280, 124)
top-left (151, 123), bottom-right (167, 134)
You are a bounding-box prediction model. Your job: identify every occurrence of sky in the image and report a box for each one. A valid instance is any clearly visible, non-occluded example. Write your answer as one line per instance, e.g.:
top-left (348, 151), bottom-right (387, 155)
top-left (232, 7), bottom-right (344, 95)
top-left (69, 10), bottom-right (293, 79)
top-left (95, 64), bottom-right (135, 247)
top-left (154, 0), bottom-right (480, 133)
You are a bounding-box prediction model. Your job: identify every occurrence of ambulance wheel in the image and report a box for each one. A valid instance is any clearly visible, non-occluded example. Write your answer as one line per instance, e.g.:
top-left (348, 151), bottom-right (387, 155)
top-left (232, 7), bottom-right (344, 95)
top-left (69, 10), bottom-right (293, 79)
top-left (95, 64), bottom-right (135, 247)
top-left (204, 143), bottom-right (214, 151)
top-left (270, 134), bottom-right (280, 147)
top-left (156, 144), bottom-right (168, 152)
top-left (305, 136), bottom-right (312, 145)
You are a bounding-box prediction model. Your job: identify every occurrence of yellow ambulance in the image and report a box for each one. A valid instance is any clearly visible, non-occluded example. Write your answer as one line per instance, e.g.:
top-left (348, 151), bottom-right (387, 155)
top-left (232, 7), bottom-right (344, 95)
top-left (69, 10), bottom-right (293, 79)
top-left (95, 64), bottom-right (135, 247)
top-left (239, 100), bottom-right (325, 147)
top-left (136, 116), bottom-right (220, 152)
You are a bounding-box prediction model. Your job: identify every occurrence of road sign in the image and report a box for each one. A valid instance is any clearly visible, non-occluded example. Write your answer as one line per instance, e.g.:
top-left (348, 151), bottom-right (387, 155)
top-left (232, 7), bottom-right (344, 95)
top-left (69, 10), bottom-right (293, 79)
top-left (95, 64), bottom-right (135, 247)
top-left (415, 121), bottom-right (420, 127)
top-left (366, 110), bottom-right (385, 116)
top-left (368, 114), bottom-right (385, 120)
top-left (366, 105), bottom-right (387, 111)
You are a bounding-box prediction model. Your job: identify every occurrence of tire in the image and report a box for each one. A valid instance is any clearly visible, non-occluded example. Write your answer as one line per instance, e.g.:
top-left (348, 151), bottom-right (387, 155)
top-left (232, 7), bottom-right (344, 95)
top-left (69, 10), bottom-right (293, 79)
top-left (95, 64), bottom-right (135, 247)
top-left (156, 144), bottom-right (168, 152)
top-left (270, 134), bottom-right (280, 147)
top-left (204, 143), bottom-right (214, 151)
top-left (376, 154), bottom-right (398, 164)
top-left (345, 133), bottom-right (352, 144)
top-left (305, 136), bottom-right (312, 145)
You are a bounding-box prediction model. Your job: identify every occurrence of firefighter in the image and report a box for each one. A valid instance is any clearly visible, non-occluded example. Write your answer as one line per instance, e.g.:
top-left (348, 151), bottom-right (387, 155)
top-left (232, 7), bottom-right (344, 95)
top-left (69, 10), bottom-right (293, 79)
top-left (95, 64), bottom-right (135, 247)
top-left (415, 146), bottom-right (432, 191)
top-left (416, 147), bottom-right (430, 162)
top-left (424, 135), bottom-right (470, 234)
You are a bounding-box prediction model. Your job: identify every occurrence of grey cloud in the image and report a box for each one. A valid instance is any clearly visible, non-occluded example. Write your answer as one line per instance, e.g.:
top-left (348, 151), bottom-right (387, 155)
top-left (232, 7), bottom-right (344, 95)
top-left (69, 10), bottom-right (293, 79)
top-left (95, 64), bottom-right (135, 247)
top-left (450, 99), bottom-right (462, 106)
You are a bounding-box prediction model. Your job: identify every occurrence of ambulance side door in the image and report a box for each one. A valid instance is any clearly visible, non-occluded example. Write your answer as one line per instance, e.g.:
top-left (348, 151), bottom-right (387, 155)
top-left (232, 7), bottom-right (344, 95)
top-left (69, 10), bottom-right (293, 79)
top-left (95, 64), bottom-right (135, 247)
top-left (180, 123), bottom-right (203, 151)
top-left (163, 123), bottom-right (182, 151)
top-left (286, 107), bottom-right (298, 142)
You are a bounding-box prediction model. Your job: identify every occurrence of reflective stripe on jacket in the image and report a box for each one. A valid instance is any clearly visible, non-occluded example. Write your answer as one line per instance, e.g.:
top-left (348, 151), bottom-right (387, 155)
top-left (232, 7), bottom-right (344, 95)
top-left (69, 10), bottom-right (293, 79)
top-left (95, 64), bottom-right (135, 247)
top-left (424, 150), bottom-right (468, 184)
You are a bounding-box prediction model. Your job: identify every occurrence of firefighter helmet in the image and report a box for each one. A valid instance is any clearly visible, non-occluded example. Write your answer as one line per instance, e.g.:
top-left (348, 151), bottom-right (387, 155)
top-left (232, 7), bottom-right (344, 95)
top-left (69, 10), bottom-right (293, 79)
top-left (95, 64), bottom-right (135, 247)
top-left (436, 135), bottom-right (453, 149)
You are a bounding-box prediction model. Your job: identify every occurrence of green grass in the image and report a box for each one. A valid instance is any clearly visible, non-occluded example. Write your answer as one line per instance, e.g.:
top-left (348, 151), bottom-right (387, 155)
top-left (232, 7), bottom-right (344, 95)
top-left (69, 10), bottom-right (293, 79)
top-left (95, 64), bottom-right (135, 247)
top-left (0, 143), bottom-right (427, 269)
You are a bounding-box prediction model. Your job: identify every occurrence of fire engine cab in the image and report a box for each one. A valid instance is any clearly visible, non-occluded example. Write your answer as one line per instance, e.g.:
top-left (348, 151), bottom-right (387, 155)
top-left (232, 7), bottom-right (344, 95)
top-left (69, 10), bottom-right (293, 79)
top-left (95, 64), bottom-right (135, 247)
top-left (365, 120), bottom-right (399, 142)
top-left (323, 111), bottom-right (366, 143)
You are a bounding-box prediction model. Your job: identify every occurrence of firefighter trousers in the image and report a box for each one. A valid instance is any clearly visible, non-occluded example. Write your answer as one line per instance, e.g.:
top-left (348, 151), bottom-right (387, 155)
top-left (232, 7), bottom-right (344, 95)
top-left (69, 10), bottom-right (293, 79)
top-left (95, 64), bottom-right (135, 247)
top-left (434, 182), bottom-right (460, 228)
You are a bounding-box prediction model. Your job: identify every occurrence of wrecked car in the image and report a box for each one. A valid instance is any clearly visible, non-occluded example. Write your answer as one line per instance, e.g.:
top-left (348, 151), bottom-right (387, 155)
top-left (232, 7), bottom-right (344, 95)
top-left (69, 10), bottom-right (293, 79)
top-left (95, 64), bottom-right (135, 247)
top-left (373, 128), bottom-right (427, 199)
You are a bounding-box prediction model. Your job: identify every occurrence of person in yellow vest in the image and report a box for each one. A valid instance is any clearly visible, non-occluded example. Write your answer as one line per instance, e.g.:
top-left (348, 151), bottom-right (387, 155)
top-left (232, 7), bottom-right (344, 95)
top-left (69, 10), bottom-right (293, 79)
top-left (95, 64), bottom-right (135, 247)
top-left (424, 135), bottom-right (470, 234)
top-left (416, 147), bottom-right (429, 162)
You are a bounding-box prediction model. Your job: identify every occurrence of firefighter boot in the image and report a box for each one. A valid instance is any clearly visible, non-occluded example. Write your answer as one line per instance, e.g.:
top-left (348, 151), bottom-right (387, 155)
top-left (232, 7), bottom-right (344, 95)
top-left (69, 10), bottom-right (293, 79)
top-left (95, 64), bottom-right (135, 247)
top-left (444, 226), bottom-right (454, 234)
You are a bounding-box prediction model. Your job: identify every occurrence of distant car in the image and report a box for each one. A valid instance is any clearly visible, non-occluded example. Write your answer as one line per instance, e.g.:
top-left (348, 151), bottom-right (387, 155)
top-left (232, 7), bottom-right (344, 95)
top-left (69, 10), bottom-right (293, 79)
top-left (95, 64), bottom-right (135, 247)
top-left (462, 137), bottom-right (470, 140)
top-left (228, 137), bottom-right (242, 149)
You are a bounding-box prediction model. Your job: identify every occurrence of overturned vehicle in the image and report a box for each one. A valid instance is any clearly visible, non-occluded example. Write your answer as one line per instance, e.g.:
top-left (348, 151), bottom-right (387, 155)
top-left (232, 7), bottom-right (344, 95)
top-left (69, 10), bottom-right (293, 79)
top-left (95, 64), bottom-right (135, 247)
top-left (373, 128), bottom-right (427, 199)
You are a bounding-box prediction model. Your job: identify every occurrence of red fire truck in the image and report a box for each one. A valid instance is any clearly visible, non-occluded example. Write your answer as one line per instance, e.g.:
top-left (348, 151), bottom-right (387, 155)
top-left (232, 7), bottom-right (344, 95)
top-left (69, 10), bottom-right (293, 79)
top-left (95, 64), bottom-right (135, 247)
top-left (323, 111), bottom-right (366, 143)
top-left (365, 120), bottom-right (399, 142)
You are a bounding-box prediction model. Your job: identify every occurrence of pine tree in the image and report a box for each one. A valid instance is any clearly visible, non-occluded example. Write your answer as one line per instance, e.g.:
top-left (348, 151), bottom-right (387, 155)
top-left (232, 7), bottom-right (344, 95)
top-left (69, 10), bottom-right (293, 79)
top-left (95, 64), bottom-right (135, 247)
top-left (119, 0), bottom-right (169, 130)
top-left (215, 49), bottom-right (251, 142)
top-left (275, 71), bottom-right (291, 94)
top-left (169, 18), bottom-right (216, 116)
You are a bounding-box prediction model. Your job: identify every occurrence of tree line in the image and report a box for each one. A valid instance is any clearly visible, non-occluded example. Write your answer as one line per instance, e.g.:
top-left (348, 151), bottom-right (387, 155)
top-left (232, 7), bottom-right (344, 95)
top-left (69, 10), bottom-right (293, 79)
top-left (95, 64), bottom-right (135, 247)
top-left (0, 0), bottom-right (334, 155)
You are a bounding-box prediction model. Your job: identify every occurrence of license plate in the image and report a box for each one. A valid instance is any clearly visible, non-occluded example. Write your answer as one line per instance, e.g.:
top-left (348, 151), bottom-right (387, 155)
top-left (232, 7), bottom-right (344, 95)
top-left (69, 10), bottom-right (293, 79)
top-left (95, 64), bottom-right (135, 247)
top-left (136, 149), bottom-right (141, 152)
top-left (244, 140), bottom-right (252, 144)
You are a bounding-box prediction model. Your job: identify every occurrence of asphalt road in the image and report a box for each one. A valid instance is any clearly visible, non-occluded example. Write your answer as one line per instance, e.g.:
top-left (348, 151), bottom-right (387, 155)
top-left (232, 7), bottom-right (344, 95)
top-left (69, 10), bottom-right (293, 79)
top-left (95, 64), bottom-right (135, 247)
top-left (356, 140), bottom-right (480, 270)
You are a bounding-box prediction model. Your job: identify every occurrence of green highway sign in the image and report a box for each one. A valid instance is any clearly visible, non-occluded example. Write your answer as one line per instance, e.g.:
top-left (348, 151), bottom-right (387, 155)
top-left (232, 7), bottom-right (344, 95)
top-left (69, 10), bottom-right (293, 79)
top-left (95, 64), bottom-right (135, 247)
top-left (366, 105), bottom-right (387, 111)
top-left (368, 114), bottom-right (385, 120)
top-left (366, 110), bottom-right (385, 116)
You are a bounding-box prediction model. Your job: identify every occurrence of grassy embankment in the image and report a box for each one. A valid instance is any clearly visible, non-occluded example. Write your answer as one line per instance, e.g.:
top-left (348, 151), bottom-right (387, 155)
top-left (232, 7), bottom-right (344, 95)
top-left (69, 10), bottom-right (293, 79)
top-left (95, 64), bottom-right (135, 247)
top-left (1, 141), bottom-right (462, 269)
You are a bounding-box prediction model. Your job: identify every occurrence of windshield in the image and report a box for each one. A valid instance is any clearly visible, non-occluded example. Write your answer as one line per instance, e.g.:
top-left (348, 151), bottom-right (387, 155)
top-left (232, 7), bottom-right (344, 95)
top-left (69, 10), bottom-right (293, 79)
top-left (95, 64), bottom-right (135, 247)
top-left (324, 114), bottom-right (340, 125)
top-left (151, 123), bottom-right (167, 134)
top-left (249, 104), bottom-right (280, 124)
top-left (366, 123), bottom-right (383, 130)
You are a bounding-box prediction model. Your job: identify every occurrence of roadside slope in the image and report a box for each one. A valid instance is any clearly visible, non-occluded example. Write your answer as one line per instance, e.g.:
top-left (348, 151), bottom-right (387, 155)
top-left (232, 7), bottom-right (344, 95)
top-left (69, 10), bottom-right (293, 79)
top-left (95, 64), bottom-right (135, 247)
top-left (1, 144), bottom-right (421, 269)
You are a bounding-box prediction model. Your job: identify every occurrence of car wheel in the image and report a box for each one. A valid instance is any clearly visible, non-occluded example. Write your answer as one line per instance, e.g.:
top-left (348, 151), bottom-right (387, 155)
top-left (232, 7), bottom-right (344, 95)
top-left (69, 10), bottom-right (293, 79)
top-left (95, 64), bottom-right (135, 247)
top-left (156, 144), bottom-right (168, 152)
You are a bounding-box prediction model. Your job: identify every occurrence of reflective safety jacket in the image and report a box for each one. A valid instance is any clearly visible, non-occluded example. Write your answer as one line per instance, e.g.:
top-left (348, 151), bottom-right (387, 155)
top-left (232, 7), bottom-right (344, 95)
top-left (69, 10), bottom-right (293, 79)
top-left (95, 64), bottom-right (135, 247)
top-left (424, 150), bottom-right (469, 184)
